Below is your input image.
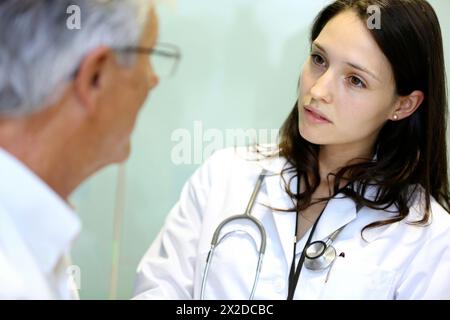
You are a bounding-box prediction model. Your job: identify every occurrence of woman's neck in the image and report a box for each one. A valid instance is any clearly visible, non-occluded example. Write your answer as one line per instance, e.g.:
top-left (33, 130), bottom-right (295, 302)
top-left (317, 142), bottom-right (375, 189)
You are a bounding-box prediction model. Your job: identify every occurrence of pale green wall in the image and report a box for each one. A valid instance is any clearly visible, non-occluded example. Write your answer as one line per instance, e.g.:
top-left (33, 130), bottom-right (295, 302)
top-left (70, 0), bottom-right (450, 299)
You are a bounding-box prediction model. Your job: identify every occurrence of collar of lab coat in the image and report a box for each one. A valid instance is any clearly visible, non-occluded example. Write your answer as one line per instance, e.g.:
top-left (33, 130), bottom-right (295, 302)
top-left (253, 149), bottom-right (386, 265)
top-left (0, 148), bottom-right (81, 275)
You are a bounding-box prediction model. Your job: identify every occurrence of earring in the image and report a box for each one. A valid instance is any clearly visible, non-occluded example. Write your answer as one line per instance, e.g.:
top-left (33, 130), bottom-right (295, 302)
top-left (393, 114), bottom-right (399, 120)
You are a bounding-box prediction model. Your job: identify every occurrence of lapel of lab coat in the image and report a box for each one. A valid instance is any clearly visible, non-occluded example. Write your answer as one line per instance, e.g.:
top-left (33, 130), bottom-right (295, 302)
top-left (261, 156), bottom-right (360, 267)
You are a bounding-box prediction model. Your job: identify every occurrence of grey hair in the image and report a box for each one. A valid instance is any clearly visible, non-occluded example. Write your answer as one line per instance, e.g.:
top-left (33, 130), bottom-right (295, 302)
top-left (0, 0), bottom-right (153, 117)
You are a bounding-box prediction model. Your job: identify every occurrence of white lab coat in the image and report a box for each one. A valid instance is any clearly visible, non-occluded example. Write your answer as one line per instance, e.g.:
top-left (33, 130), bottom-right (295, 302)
top-left (134, 147), bottom-right (450, 300)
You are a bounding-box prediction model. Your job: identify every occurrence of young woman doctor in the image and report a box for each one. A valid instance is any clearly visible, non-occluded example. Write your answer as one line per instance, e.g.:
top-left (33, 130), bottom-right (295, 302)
top-left (134, 0), bottom-right (450, 299)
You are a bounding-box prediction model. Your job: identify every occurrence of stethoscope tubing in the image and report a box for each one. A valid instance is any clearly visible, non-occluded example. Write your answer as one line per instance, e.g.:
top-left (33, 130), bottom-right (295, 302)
top-left (200, 169), bottom-right (268, 300)
top-left (201, 167), bottom-right (359, 299)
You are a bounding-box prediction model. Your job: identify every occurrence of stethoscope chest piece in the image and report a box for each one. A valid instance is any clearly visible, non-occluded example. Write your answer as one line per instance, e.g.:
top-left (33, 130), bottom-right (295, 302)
top-left (304, 240), bottom-right (337, 271)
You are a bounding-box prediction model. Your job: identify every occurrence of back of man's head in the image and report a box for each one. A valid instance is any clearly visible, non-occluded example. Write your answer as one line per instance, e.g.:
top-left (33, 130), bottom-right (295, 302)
top-left (0, 0), bottom-right (152, 118)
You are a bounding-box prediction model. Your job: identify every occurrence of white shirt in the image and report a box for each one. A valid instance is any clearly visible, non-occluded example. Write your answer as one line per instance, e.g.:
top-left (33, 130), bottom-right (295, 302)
top-left (0, 148), bottom-right (81, 300)
top-left (134, 147), bottom-right (450, 300)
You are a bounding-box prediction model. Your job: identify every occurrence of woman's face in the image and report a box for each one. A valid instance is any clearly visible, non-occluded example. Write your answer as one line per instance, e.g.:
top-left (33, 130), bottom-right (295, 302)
top-left (299, 10), bottom-right (398, 149)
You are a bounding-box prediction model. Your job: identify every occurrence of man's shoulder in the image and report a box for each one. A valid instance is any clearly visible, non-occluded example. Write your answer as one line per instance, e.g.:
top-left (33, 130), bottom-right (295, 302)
top-left (0, 251), bottom-right (27, 299)
top-left (0, 206), bottom-right (29, 299)
top-left (0, 204), bottom-right (58, 299)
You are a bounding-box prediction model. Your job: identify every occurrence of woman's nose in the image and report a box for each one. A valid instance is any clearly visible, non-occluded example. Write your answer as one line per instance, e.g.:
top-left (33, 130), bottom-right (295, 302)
top-left (310, 70), bottom-right (333, 104)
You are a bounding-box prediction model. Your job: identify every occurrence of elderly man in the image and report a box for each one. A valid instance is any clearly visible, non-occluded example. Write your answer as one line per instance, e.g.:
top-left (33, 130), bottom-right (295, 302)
top-left (0, 0), bottom-right (174, 299)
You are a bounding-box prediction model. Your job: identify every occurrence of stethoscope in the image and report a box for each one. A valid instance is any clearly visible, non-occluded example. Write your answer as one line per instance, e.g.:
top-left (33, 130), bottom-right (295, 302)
top-left (303, 225), bottom-right (348, 270)
top-left (200, 169), bottom-right (355, 300)
top-left (200, 169), bottom-right (267, 300)
top-left (286, 195), bottom-right (357, 299)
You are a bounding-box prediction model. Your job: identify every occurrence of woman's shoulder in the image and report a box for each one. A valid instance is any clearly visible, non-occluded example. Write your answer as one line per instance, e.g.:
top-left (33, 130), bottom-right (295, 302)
top-left (429, 195), bottom-right (450, 234)
top-left (407, 184), bottom-right (450, 236)
top-left (204, 144), bottom-right (286, 174)
top-left (190, 145), bottom-right (287, 188)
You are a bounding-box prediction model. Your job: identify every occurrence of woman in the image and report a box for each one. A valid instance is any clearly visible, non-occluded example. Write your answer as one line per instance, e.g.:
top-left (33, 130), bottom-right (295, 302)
top-left (134, 0), bottom-right (450, 299)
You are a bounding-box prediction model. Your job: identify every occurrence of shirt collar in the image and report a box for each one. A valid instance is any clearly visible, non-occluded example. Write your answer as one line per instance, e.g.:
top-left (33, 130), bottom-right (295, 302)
top-left (0, 148), bottom-right (81, 274)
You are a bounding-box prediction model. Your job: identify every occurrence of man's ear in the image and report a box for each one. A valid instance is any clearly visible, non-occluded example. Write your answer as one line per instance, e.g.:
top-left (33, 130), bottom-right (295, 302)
top-left (391, 90), bottom-right (424, 121)
top-left (73, 46), bottom-right (113, 114)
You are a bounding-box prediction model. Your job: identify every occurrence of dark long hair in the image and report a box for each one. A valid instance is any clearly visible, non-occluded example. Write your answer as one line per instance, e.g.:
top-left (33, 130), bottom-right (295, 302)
top-left (278, 0), bottom-right (450, 231)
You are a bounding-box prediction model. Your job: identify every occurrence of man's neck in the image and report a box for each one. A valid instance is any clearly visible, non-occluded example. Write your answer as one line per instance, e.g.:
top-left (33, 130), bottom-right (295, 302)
top-left (0, 114), bottom-right (88, 201)
top-left (0, 142), bottom-right (81, 201)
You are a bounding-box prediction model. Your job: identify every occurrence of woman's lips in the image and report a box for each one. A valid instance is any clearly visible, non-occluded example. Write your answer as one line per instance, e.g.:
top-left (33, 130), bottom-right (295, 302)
top-left (304, 106), bottom-right (332, 123)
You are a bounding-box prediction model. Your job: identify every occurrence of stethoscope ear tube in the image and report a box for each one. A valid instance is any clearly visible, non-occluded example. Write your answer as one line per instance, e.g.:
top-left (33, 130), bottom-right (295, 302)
top-left (201, 214), bottom-right (267, 299)
top-left (200, 169), bottom-right (268, 300)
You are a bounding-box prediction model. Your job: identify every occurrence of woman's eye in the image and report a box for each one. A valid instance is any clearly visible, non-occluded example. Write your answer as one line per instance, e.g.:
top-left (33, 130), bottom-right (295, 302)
top-left (311, 54), bottom-right (326, 67)
top-left (348, 76), bottom-right (366, 88)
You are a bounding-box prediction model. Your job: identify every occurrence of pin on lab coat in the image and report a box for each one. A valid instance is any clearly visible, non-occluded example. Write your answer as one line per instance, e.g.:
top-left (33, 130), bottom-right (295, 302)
top-left (134, 147), bottom-right (450, 300)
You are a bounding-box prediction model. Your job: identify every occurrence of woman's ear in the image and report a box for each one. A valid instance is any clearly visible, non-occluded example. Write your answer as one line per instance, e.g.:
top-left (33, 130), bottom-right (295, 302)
top-left (73, 46), bottom-right (113, 114)
top-left (391, 90), bottom-right (424, 121)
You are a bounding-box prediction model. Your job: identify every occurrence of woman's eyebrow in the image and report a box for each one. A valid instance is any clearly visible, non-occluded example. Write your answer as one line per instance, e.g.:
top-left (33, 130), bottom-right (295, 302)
top-left (311, 42), bottom-right (381, 83)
